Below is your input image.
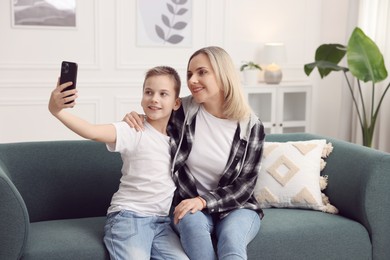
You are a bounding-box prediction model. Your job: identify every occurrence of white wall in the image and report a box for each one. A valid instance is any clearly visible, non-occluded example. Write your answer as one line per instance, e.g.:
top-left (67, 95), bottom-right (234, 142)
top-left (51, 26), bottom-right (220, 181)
top-left (0, 0), bottom-right (353, 142)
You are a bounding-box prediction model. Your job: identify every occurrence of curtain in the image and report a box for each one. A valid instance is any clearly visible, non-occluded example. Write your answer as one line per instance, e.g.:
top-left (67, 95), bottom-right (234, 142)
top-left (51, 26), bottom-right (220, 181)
top-left (353, 0), bottom-right (390, 152)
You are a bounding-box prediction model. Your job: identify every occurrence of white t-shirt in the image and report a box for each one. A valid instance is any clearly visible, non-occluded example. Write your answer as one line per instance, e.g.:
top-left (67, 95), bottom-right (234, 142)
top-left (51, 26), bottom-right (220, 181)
top-left (186, 106), bottom-right (237, 195)
top-left (106, 121), bottom-right (176, 216)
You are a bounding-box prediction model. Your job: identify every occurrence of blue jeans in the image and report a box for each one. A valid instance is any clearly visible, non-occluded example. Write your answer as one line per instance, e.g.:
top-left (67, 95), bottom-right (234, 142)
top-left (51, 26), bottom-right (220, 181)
top-left (104, 210), bottom-right (189, 260)
top-left (173, 209), bottom-right (261, 260)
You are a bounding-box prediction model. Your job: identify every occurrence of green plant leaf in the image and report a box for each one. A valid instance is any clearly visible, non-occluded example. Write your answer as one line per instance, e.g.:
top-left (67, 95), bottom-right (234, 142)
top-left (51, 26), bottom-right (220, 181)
top-left (316, 44), bottom-right (346, 77)
top-left (240, 61), bottom-right (261, 71)
top-left (304, 44), bottom-right (347, 78)
top-left (240, 64), bottom-right (248, 71)
top-left (315, 44), bottom-right (346, 62)
top-left (347, 27), bottom-right (388, 83)
top-left (304, 60), bottom-right (348, 78)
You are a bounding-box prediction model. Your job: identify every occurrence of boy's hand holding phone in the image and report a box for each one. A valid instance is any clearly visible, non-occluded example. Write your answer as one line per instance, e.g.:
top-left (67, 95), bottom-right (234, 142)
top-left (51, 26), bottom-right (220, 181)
top-left (49, 61), bottom-right (78, 116)
top-left (48, 79), bottom-right (78, 116)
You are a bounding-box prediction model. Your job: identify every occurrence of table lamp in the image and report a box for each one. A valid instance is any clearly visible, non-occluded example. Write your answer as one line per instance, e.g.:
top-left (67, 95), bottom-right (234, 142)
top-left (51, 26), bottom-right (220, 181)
top-left (263, 43), bottom-right (285, 84)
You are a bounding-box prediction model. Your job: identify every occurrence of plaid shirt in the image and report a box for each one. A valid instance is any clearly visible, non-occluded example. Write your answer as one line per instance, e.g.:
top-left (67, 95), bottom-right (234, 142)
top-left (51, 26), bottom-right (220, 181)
top-left (168, 96), bottom-right (265, 219)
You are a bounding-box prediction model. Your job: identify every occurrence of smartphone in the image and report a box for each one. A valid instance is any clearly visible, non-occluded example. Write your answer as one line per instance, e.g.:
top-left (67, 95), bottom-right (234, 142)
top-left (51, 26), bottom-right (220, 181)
top-left (60, 61), bottom-right (78, 104)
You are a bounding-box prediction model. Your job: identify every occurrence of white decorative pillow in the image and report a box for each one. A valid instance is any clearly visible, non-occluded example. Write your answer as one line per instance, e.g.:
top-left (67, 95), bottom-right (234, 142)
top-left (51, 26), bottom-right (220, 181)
top-left (254, 139), bottom-right (338, 214)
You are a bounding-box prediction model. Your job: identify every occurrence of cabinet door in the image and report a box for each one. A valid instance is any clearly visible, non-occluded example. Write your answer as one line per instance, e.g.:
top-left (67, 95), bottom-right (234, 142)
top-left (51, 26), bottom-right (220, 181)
top-left (277, 86), bottom-right (311, 133)
top-left (245, 87), bottom-right (276, 134)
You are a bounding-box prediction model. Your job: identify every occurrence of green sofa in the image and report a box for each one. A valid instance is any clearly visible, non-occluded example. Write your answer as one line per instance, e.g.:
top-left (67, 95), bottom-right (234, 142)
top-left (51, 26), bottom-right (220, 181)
top-left (1, 133), bottom-right (389, 260)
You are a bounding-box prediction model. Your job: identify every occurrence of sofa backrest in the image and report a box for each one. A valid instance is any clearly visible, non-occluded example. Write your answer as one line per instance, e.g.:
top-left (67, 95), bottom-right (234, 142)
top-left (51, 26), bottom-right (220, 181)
top-left (0, 140), bottom-right (122, 222)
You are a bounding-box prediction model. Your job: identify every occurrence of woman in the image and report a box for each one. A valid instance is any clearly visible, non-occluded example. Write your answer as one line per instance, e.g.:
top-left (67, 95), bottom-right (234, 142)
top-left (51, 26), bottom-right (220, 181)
top-left (125, 46), bottom-right (265, 259)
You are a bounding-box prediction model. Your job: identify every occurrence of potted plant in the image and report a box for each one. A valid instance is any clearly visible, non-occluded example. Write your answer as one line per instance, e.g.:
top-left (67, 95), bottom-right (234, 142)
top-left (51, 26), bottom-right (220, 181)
top-left (304, 27), bottom-right (390, 147)
top-left (240, 61), bottom-right (262, 85)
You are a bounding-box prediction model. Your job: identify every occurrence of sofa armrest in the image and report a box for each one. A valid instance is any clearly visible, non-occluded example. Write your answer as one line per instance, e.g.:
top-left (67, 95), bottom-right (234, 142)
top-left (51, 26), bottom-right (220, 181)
top-left (0, 165), bottom-right (29, 260)
top-left (321, 138), bottom-right (390, 260)
top-left (266, 133), bottom-right (390, 260)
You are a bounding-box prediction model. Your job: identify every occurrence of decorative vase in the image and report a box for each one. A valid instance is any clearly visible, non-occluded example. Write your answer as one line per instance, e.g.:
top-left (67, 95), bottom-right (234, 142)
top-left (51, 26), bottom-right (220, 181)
top-left (264, 64), bottom-right (282, 84)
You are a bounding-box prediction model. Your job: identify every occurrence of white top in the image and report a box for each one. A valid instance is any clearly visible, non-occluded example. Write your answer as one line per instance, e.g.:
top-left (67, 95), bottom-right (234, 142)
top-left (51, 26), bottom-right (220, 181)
top-left (106, 121), bottom-right (176, 216)
top-left (186, 106), bottom-right (237, 195)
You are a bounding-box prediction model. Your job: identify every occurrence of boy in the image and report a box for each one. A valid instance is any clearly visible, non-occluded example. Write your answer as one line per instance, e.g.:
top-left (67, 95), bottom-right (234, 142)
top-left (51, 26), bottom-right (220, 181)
top-left (48, 66), bottom-right (188, 260)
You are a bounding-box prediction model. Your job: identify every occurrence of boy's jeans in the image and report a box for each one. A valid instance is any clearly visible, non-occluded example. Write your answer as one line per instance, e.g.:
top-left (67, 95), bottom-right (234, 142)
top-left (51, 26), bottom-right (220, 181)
top-left (173, 208), bottom-right (261, 260)
top-left (104, 210), bottom-right (188, 260)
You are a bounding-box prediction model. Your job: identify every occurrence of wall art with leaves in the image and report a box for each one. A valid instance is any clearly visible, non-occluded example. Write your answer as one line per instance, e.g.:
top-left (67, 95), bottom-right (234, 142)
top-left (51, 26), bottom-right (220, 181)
top-left (137, 0), bottom-right (192, 47)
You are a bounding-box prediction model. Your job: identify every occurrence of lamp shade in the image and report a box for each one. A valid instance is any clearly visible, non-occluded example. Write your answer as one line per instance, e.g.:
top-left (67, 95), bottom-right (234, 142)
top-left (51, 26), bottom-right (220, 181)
top-left (263, 43), bottom-right (286, 64)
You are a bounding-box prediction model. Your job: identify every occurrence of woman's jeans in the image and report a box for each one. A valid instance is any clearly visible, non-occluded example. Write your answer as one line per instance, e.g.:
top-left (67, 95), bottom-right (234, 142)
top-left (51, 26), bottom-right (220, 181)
top-left (104, 210), bottom-right (188, 260)
top-left (173, 208), bottom-right (261, 260)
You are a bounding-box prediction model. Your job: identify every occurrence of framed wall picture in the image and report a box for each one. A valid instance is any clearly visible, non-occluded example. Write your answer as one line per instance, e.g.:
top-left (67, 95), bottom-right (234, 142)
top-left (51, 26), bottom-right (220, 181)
top-left (137, 0), bottom-right (192, 47)
top-left (12, 0), bottom-right (76, 28)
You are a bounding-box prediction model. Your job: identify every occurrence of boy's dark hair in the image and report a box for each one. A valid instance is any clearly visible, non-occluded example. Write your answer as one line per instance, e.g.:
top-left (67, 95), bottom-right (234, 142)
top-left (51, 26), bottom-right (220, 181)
top-left (144, 66), bottom-right (181, 98)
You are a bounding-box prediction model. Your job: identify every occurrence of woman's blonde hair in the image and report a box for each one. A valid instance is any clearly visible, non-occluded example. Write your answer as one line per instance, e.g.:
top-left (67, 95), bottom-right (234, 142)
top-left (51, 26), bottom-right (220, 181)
top-left (188, 46), bottom-right (252, 120)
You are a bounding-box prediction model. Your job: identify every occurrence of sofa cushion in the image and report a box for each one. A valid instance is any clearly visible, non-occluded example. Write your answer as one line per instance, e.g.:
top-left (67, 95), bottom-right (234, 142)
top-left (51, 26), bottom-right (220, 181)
top-left (22, 217), bottom-right (109, 260)
top-left (248, 208), bottom-right (371, 260)
top-left (254, 140), bottom-right (337, 213)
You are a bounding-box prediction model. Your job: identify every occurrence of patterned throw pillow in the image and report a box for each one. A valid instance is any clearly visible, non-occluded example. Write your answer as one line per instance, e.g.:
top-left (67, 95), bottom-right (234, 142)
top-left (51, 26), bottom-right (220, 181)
top-left (254, 139), bottom-right (338, 214)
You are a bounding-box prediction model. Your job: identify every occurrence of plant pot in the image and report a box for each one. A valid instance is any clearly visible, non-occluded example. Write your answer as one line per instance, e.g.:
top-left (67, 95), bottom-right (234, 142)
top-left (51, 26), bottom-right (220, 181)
top-left (243, 70), bottom-right (259, 85)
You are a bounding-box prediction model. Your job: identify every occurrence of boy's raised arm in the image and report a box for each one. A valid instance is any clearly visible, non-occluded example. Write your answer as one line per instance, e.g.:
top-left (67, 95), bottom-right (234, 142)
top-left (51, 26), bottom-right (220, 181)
top-left (49, 80), bottom-right (116, 143)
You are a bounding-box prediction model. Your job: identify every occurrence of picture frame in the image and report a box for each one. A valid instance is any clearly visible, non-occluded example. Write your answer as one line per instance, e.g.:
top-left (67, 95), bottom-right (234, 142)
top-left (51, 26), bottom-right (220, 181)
top-left (137, 0), bottom-right (192, 47)
top-left (11, 0), bottom-right (76, 28)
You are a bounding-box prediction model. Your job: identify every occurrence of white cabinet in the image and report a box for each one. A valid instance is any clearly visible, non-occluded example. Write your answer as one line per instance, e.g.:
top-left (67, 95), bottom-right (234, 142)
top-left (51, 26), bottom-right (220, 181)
top-left (243, 82), bottom-right (312, 134)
